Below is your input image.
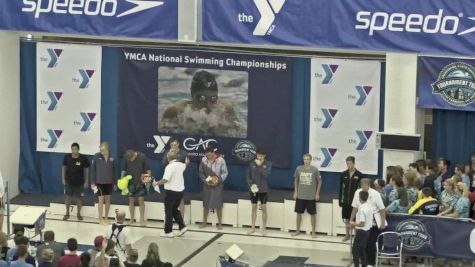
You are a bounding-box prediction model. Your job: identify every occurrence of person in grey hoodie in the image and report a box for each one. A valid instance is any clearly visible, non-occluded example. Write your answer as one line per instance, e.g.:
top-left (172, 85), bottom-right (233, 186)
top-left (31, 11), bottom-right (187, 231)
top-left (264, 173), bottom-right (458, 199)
top-left (246, 148), bottom-right (272, 236)
top-left (90, 142), bottom-right (117, 225)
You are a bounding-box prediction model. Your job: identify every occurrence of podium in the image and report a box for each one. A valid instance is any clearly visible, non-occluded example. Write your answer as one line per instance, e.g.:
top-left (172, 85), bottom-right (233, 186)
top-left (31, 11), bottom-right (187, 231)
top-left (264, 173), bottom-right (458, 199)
top-left (10, 207), bottom-right (47, 239)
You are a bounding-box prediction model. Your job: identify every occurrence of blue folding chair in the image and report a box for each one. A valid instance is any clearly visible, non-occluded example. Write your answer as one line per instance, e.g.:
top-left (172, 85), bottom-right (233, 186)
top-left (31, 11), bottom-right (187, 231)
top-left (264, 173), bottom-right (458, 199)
top-left (375, 231), bottom-right (403, 267)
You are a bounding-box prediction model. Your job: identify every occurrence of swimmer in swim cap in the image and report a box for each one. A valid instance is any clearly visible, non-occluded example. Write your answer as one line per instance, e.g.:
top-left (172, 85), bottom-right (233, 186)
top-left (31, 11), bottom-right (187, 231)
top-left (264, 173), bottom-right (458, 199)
top-left (160, 70), bottom-right (240, 136)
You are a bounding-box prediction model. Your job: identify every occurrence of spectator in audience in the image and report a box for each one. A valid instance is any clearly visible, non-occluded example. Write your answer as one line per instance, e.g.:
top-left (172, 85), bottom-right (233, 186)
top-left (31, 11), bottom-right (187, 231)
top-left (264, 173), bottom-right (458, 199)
top-left (403, 171), bottom-right (419, 204)
top-left (388, 176), bottom-right (403, 203)
top-left (10, 245), bottom-right (32, 267)
top-left (455, 164), bottom-right (470, 188)
top-left (351, 178), bottom-right (386, 267)
top-left (415, 160), bottom-right (427, 187)
top-left (141, 243), bottom-right (172, 267)
top-left (374, 179), bottom-right (387, 205)
top-left (339, 156), bottom-right (363, 242)
top-left (58, 238), bottom-right (80, 267)
top-left (105, 210), bottom-right (131, 261)
top-left (445, 183), bottom-right (470, 218)
top-left (383, 166), bottom-right (396, 195)
top-left (7, 232), bottom-right (24, 263)
top-left (409, 163), bottom-right (418, 175)
top-left (0, 232), bottom-right (9, 261)
top-left (80, 252), bottom-right (91, 267)
top-left (87, 236), bottom-right (104, 267)
top-left (438, 179), bottom-right (459, 216)
top-left (38, 249), bottom-right (54, 267)
top-left (123, 249), bottom-right (140, 267)
top-left (100, 239), bottom-right (121, 267)
top-left (437, 158), bottom-right (451, 182)
top-left (409, 188), bottom-right (439, 215)
top-left (386, 188), bottom-right (411, 214)
top-left (422, 163), bottom-right (438, 196)
top-left (11, 237), bottom-right (35, 267)
top-left (468, 154), bottom-right (475, 192)
top-left (36, 231), bottom-right (65, 267)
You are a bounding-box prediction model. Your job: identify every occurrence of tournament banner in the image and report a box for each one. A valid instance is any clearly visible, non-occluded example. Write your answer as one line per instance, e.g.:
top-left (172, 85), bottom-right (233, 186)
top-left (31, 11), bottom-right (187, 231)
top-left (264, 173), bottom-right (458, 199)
top-left (118, 48), bottom-right (293, 167)
top-left (418, 56), bottom-right (475, 111)
top-left (309, 59), bottom-right (380, 174)
top-left (36, 42), bottom-right (101, 155)
top-left (0, 0), bottom-right (177, 39)
top-left (203, 0), bottom-right (475, 56)
top-left (387, 214), bottom-right (475, 260)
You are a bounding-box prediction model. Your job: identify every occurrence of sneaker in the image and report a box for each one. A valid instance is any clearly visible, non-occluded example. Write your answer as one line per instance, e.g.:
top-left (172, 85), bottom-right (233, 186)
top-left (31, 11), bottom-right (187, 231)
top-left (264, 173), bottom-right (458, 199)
top-left (77, 214), bottom-right (83, 221)
top-left (161, 232), bottom-right (175, 238)
top-left (63, 214), bottom-right (70, 221)
top-left (177, 227), bottom-right (188, 237)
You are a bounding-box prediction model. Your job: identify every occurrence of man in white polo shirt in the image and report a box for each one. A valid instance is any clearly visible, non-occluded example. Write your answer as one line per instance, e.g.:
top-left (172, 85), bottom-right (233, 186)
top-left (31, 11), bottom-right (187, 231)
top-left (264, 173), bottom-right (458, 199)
top-left (154, 153), bottom-right (187, 238)
top-left (350, 178), bottom-right (386, 267)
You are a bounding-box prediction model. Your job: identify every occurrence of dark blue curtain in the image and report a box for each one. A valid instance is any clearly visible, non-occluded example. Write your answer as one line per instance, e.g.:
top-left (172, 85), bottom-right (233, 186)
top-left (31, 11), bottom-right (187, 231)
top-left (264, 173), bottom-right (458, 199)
top-left (432, 109), bottom-right (475, 167)
top-left (19, 42), bottom-right (384, 196)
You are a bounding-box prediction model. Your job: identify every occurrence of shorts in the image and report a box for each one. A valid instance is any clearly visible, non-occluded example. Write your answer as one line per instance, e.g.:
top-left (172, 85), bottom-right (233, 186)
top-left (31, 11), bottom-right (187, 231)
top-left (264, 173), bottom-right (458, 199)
top-left (96, 184), bottom-right (113, 196)
top-left (128, 182), bottom-right (147, 197)
top-left (65, 184), bottom-right (84, 197)
top-left (294, 198), bottom-right (316, 215)
top-left (342, 204), bottom-right (353, 220)
top-left (250, 192), bottom-right (268, 204)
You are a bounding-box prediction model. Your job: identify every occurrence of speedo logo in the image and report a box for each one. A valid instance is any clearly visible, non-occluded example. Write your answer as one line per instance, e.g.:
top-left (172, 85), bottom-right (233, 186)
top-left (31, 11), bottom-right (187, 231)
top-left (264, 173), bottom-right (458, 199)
top-left (22, 0), bottom-right (164, 19)
top-left (355, 9), bottom-right (475, 36)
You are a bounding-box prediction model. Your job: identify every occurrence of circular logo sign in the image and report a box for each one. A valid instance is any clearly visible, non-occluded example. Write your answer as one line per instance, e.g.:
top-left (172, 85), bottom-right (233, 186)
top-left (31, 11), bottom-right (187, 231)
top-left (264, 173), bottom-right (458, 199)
top-left (395, 219), bottom-right (431, 250)
top-left (232, 140), bottom-right (256, 161)
top-left (431, 62), bottom-right (475, 106)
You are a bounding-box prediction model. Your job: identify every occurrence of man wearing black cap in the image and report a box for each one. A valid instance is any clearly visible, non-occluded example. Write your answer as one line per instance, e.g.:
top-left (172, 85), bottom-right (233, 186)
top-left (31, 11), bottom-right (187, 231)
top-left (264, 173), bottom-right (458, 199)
top-left (160, 70), bottom-right (239, 136)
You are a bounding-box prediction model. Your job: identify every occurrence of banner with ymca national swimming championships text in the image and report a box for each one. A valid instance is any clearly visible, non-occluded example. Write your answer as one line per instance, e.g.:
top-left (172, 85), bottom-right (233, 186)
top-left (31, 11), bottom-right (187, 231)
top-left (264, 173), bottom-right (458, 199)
top-left (0, 0), bottom-right (177, 39)
top-left (118, 48), bottom-right (293, 167)
top-left (418, 56), bottom-right (475, 111)
top-left (36, 42), bottom-right (101, 155)
top-left (203, 0), bottom-right (475, 56)
top-left (309, 59), bottom-right (381, 175)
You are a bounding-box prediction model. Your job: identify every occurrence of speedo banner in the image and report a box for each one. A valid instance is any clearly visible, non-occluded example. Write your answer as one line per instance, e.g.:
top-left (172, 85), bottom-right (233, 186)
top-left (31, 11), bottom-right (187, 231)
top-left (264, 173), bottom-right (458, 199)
top-left (0, 0), bottom-right (177, 39)
top-left (203, 0), bottom-right (475, 55)
top-left (118, 48), bottom-right (293, 167)
top-left (418, 56), bottom-right (475, 111)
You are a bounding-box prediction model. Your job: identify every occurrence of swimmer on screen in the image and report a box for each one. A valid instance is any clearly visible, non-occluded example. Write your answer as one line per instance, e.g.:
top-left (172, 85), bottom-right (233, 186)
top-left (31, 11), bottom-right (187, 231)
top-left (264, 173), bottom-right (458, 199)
top-left (160, 70), bottom-right (241, 136)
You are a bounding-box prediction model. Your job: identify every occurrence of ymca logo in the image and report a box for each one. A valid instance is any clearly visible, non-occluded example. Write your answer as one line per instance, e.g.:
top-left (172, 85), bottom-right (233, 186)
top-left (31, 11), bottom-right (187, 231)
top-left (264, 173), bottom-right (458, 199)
top-left (46, 48), bottom-right (62, 68)
top-left (153, 135), bottom-right (171, 154)
top-left (356, 130), bottom-right (373, 150)
top-left (355, 85), bottom-right (373, 105)
top-left (46, 91), bottom-right (63, 111)
top-left (77, 69), bottom-right (95, 89)
top-left (46, 129), bottom-right (63, 148)
top-left (320, 148), bottom-right (337, 168)
top-left (79, 112), bottom-right (96, 131)
top-left (239, 0), bottom-right (286, 36)
top-left (321, 108), bottom-right (338, 128)
top-left (321, 64), bottom-right (339, 84)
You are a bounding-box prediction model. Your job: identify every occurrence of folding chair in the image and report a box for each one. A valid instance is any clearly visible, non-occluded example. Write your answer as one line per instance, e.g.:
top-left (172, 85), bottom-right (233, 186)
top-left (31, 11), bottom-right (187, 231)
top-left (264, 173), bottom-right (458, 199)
top-left (375, 231), bottom-right (403, 267)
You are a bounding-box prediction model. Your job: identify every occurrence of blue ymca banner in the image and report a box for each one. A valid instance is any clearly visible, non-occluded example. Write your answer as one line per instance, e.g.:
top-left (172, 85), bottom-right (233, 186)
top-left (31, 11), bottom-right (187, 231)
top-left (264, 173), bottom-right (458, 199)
top-left (117, 48), bottom-right (293, 167)
top-left (386, 215), bottom-right (475, 260)
top-left (203, 0), bottom-right (475, 55)
top-left (418, 56), bottom-right (475, 111)
top-left (0, 0), bottom-right (177, 39)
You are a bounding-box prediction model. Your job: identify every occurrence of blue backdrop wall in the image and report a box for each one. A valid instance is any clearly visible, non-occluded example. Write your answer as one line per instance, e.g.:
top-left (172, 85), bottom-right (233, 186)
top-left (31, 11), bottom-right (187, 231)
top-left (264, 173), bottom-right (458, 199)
top-left (19, 41), bottom-right (385, 198)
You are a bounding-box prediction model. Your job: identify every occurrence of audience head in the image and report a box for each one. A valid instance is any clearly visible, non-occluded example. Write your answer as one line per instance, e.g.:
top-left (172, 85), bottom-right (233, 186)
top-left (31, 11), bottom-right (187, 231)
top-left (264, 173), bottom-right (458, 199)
top-left (443, 179), bottom-right (456, 193)
top-left (416, 160), bottom-right (427, 174)
top-left (427, 163), bottom-right (438, 177)
top-left (391, 175), bottom-right (404, 188)
top-left (94, 235), bottom-right (105, 250)
top-left (359, 190), bottom-right (369, 203)
top-left (13, 232), bottom-right (24, 246)
top-left (17, 236), bottom-right (29, 247)
top-left (397, 187), bottom-right (409, 207)
top-left (80, 252), bottom-right (91, 267)
top-left (17, 245), bottom-right (28, 259)
top-left (374, 179), bottom-right (385, 191)
top-left (42, 248), bottom-right (54, 263)
top-left (395, 166), bottom-right (404, 178)
top-left (385, 166), bottom-right (396, 184)
top-left (438, 158), bottom-right (450, 173)
top-left (67, 238), bottom-right (78, 252)
top-left (346, 156), bottom-right (356, 170)
top-left (421, 187), bottom-right (434, 198)
top-left (456, 182), bottom-right (469, 197)
top-left (105, 240), bottom-right (116, 255)
top-left (128, 249), bottom-right (139, 263)
top-left (360, 178), bottom-right (372, 192)
top-left (455, 164), bottom-right (466, 175)
top-left (409, 163), bottom-right (418, 173)
top-left (116, 210), bottom-right (126, 223)
top-left (452, 174), bottom-right (462, 184)
top-left (403, 170), bottom-right (419, 189)
top-left (146, 242), bottom-right (160, 262)
top-left (44, 231), bottom-right (55, 242)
